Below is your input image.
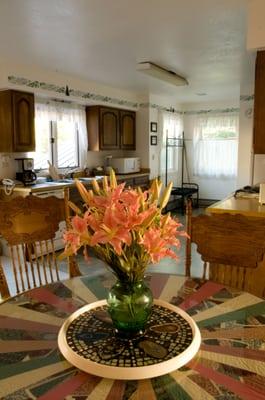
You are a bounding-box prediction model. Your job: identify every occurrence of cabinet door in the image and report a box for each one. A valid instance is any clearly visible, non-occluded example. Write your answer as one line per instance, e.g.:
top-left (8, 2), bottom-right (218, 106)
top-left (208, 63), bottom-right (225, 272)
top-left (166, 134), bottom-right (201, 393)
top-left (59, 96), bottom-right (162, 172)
top-left (12, 91), bottom-right (35, 152)
top-left (134, 175), bottom-right (149, 189)
top-left (99, 107), bottom-right (120, 150)
top-left (120, 110), bottom-right (136, 150)
top-left (0, 91), bottom-right (13, 152)
top-left (253, 51), bottom-right (265, 154)
top-left (123, 178), bottom-right (134, 188)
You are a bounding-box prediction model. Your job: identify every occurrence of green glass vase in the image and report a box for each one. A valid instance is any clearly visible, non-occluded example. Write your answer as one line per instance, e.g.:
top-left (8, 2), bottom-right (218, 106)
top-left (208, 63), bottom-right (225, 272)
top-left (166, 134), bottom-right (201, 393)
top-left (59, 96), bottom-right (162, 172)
top-left (107, 279), bottom-right (153, 338)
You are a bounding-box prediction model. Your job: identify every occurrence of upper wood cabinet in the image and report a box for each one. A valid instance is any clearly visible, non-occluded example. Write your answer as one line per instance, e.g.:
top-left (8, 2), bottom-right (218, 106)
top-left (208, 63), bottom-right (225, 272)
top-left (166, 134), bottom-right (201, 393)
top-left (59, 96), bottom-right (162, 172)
top-left (99, 107), bottom-right (120, 150)
top-left (86, 105), bottom-right (136, 151)
top-left (253, 51), bottom-right (265, 154)
top-left (0, 90), bottom-right (35, 152)
top-left (120, 110), bottom-right (136, 150)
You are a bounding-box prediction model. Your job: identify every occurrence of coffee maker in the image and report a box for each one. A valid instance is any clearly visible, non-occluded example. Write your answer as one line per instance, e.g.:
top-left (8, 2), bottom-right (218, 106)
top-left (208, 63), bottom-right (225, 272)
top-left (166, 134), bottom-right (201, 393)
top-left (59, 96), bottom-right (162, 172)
top-left (15, 158), bottom-right (37, 186)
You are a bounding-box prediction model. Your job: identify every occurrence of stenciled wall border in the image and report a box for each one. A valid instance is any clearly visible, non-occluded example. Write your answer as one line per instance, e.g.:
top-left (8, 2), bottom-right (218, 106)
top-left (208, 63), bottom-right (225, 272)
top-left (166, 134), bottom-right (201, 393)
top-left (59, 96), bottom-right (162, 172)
top-left (8, 75), bottom-right (138, 109)
top-left (139, 102), bottom-right (184, 115)
top-left (184, 107), bottom-right (240, 115)
top-left (8, 75), bottom-right (253, 115)
top-left (240, 95), bottom-right (254, 102)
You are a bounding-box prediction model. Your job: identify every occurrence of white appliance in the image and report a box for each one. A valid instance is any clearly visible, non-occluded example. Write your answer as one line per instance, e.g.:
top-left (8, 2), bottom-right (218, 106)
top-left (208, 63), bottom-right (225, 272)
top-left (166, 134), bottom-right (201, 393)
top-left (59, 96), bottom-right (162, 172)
top-left (109, 157), bottom-right (140, 174)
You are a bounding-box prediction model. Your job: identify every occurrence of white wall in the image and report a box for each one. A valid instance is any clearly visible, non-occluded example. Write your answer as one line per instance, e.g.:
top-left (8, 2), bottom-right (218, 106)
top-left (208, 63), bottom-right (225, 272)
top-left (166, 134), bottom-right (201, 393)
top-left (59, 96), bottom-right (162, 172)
top-left (149, 105), bottom-right (159, 180)
top-left (148, 94), bottom-right (183, 181)
top-left (135, 107), bottom-right (149, 170)
top-left (237, 88), bottom-right (254, 188)
top-left (237, 82), bottom-right (265, 188)
top-left (247, 0), bottom-right (265, 50)
top-left (0, 61), bottom-right (139, 107)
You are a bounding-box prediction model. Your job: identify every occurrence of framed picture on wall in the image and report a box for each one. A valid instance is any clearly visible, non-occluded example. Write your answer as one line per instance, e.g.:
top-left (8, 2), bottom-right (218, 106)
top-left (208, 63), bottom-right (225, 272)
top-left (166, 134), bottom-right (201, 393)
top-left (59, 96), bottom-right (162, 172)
top-left (150, 122), bottom-right (157, 132)
top-left (150, 135), bottom-right (157, 145)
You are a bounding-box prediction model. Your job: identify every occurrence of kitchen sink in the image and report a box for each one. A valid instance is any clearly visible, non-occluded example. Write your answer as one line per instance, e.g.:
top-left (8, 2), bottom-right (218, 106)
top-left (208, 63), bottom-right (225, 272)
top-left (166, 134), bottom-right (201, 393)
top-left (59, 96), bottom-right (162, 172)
top-left (42, 176), bottom-right (104, 185)
top-left (57, 178), bottom-right (74, 183)
top-left (74, 176), bottom-right (104, 182)
top-left (78, 177), bottom-right (98, 182)
top-left (44, 179), bottom-right (74, 184)
top-left (39, 180), bottom-right (72, 186)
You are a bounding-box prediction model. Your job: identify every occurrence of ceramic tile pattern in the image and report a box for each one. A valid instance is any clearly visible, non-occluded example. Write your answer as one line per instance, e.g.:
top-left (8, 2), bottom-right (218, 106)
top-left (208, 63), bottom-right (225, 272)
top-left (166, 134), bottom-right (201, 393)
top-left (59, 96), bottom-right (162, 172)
top-left (0, 274), bottom-right (264, 399)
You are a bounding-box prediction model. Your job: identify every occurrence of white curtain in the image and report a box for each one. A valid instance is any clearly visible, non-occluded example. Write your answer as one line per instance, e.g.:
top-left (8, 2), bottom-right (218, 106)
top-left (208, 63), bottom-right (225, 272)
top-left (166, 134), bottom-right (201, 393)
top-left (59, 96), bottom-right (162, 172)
top-left (193, 113), bottom-right (239, 178)
top-left (158, 111), bottom-right (183, 186)
top-left (35, 100), bottom-right (88, 168)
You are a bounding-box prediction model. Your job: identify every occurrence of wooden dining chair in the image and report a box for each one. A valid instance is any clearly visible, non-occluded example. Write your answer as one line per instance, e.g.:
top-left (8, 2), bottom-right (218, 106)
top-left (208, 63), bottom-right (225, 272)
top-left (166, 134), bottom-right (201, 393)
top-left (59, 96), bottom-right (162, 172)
top-left (0, 188), bottom-right (81, 300)
top-left (185, 199), bottom-right (265, 298)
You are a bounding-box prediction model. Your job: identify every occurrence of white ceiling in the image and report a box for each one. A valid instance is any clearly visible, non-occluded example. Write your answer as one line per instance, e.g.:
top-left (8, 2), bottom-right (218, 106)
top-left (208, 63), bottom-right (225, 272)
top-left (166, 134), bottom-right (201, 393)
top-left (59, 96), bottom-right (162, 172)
top-left (0, 0), bottom-right (255, 103)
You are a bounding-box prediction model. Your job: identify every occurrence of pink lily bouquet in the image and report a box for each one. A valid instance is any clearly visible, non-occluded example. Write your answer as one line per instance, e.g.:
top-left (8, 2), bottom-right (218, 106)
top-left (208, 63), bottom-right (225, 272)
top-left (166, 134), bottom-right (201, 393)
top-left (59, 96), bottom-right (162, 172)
top-left (62, 170), bottom-right (185, 282)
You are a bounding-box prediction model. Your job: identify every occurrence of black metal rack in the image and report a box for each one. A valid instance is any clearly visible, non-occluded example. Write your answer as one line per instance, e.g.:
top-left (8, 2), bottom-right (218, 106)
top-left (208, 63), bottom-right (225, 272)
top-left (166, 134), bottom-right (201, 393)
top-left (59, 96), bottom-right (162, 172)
top-left (165, 132), bottom-right (199, 213)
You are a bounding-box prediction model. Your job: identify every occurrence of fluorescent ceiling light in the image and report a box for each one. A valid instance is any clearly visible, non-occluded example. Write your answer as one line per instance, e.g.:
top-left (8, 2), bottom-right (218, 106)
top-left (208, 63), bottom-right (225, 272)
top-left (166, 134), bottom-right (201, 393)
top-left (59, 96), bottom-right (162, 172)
top-left (137, 62), bottom-right (188, 87)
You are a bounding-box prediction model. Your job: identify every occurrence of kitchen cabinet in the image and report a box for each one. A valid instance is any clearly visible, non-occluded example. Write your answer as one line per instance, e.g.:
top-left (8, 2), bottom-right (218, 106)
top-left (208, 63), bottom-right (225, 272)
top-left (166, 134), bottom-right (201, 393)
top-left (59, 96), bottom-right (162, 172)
top-left (69, 174), bottom-right (149, 205)
top-left (0, 90), bottom-right (35, 152)
top-left (253, 50), bottom-right (265, 154)
top-left (119, 174), bottom-right (149, 189)
top-left (120, 110), bottom-right (136, 149)
top-left (133, 174), bottom-right (149, 189)
top-left (86, 106), bottom-right (136, 151)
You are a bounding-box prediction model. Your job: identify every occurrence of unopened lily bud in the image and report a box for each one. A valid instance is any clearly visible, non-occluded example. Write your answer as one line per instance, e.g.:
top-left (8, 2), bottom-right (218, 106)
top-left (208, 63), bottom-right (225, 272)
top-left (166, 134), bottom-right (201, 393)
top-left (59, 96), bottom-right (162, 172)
top-left (103, 176), bottom-right (109, 192)
top-left (68, 201), bottom-right (82, 215)
top-left (154, 180), bottom-right (162, 201)
top-left (149, 178), bottom-right (162, 203)
top-left (110, 168), bottom-right (117, 189)
top-left (92, 179), bottom-right (100, 194)
top-left (75, 179), bottom-right (92, 203)
top-left (160, 182), bottom-right (173, 209)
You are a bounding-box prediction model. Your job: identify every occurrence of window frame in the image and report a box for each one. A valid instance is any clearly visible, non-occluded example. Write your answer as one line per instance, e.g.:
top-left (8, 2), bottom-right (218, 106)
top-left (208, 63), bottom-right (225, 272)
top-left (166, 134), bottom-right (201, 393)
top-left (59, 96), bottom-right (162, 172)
top-left (34, 119), bottom-right (80, 171)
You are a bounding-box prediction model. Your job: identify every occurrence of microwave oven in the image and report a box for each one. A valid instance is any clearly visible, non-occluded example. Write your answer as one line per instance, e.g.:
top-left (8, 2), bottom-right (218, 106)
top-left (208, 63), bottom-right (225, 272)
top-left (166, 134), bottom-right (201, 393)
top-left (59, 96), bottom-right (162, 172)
top-left (109, 157), bottom-right (140, 174)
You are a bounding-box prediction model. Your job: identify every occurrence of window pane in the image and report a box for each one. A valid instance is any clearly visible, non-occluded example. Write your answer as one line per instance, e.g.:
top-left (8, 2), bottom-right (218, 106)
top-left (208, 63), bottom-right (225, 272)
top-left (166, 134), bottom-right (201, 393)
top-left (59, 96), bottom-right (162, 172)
top-left (167, 148), bottom-right (174, 170)
top-left (34, 118), bottom-right (51, 170)
top-left (202, 126), bottom-right (237, 140)
top-left (57, 121), bottom-right (79, 168)
top-left (193, 115), bottom-right (239, 178)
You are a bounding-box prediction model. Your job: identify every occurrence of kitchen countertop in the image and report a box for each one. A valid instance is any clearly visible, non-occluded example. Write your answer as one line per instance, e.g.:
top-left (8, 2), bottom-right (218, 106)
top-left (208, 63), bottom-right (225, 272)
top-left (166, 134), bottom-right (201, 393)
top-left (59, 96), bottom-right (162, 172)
top-left (206, 194), bottom-right (265, 218)
top-left (0, 171), bottom-right (150, 194)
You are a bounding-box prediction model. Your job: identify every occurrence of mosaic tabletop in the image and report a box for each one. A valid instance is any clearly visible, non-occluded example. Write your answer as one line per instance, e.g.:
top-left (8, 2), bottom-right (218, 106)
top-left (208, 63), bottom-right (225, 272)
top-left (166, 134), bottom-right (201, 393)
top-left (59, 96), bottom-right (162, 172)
top-left (58, 300), bottom-right (200, 379)
top-left (0, 272), bottom-right (265, 399)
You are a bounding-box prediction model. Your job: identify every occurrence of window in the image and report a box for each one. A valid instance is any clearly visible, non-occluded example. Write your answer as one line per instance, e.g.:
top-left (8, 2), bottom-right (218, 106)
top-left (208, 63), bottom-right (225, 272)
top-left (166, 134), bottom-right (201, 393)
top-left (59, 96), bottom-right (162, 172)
top-left (34, 118), bottom-right (51, 170)
top-left (33, 101), bottom-right (87, 171)
top-left (193, 114), bottom-right (239, 178)
top-left (57, 120), bottom-right (80, 168)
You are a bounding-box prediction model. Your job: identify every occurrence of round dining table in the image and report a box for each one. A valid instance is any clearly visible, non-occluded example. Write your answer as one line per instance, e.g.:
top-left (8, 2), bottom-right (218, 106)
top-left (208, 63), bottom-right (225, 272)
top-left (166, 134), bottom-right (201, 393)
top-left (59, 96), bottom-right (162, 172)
top-left (0, 272), bottom-right (265, 400)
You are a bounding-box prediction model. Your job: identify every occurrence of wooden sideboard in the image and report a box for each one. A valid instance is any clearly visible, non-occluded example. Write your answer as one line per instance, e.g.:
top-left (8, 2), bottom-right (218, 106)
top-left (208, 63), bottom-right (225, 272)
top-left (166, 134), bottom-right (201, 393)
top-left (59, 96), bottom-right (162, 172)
top-left (206, 195), bottom-right (265, 297)
top-left (206, 194), bottom-right (265, 217)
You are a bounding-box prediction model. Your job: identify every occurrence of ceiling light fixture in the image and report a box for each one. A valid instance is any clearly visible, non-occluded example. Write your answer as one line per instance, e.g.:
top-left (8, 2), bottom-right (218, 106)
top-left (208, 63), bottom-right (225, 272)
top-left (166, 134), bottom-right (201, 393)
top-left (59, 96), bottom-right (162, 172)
top-left (137, 62), bottom-right (188, 87)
